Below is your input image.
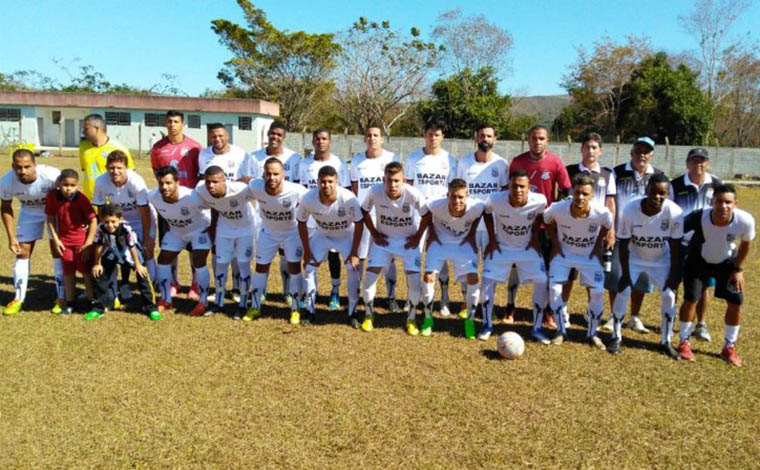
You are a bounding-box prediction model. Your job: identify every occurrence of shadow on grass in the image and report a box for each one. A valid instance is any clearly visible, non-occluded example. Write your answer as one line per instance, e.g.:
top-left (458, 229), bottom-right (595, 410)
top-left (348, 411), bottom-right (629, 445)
top-left (0, 274), bottom-right (58, 309)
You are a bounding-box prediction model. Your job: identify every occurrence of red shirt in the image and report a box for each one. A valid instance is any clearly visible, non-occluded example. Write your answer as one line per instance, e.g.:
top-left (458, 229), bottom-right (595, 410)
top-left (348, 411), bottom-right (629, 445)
top-left (509, 151), bottom-right (571, 205)
top-left (45, 189), bottom-right (96, 246)
top-left (150, 135), bottom-right (202, 188)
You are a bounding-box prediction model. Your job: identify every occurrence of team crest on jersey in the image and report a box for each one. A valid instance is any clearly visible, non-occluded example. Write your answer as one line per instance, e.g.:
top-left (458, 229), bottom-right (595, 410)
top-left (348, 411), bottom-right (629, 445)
top-left (337, 208), bottom-right (346, 217)
top-left (127, 190), bottom-right (134, 198)
top-left (227, 160), bottom-right (235, 168)
top-left (588, 223), bottom-right (598, 233)
top-left (230, 200), bottom-right (239, 208)
top-left (541, 171), bottom-right (551, 180)
top-left (245, 247), bottom-right (252, 258)
top-left (527, 212), bottom-right (535, 220)
top-left (491, 168), bottom-right (499, 177)
top-left (282, 199), bottom-right (292, 208)
top-left (181, 207), bottom-right (190, 216)
top-left (402, 203), bottom-right (410, 213)
top-left (660, 219), bottom-right (669, 231)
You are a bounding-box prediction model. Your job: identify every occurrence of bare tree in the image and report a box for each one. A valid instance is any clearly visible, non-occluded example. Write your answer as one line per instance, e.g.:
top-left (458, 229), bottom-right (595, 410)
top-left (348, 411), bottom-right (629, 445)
top-left (714, 44), bottom-right (760, 146)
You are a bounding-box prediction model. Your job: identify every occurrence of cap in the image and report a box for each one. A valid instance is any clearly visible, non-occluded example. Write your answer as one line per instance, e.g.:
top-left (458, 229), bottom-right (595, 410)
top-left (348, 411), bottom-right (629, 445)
top-left (633, 137), bottom-right (655, 150)
top-left (687, 147), bottom-right (710, 160)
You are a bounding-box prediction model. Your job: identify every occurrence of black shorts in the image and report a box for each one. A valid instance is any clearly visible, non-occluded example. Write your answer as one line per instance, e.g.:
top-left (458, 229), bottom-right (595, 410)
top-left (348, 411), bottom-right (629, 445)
top-left (683, 256), bottom-right (742, 305)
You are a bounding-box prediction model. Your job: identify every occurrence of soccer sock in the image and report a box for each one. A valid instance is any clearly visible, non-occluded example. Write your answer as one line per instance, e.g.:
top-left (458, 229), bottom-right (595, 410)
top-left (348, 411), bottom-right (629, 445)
top-left (612, 286), bottom-right (631, 341)
top-left (680, 322), bottom-right (693, 343)
top-left (406, 274), bottom-right (421, 322)
top-left (329, 251), bottom-right (341, 296)
top-left (13, 258), bottom-right (29, 302)
top-left (439, 263), bottom-right (450, 306)
top-left (289, 272), bottom-right (302, 312)
top-left (157, 263), bottom-right (173, 301)
top-left (52, 258), bottom-right (65, 300)
top-left (481, 278), bottom-right (496, 328)
top-left (251, 272), bottom-right (268, 310)
top-left (346, 264), bottom-right (361, 318)
top-left (145, 259), bottom-right (157, 288)
top-left (465, 283), bottom-right (480, 321)
top-left (304, 264), bottom-right (318, 314)
top-left (362, 270), bottom-right (379, 313)
top-left (421, 281), bottom-right (435, 318)
top-left (214, 264), bottom-right (228, 308)
top-left (532, 281), bottom-right (548, 331)
top-left (587, 287), bottom-right (604, 337)
top-left (236, 261), bottom-right (251, 308)
top-left (384, 259), bottom-right (397, 300)
top-left (724, 324), bottom-right (740, 347)
top-left (195, 266), bottom-right (210, 304)
top-left (660, 288), bottom-right (677, 344)
top-left (549, 282), bottom-right (566, 336)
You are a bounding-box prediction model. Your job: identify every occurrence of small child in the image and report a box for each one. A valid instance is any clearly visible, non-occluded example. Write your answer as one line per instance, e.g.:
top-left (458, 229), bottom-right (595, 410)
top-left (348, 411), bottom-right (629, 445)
top-left (45, 169), bottom-right (97, 314)
top-left (88, 203), bottom-right (160, 320)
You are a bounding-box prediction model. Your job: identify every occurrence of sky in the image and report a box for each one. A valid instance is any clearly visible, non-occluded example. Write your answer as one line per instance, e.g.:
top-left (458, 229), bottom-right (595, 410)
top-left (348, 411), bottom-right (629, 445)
top-left (1, 0), bottom-right (759, 97)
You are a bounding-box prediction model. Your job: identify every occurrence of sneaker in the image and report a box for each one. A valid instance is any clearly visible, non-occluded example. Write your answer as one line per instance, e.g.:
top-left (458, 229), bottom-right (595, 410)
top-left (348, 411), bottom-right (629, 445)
top-left (289, 311), bottom-right (300, 325)
top-left (457, 308), bottom-right (468, 320)
top-left (720, 344), bottom-right (742, 367)
top-left (209, 304), bottom-right (224, 315)
top-left (600, 317), bottom-right (615, 333)
top-left (628, 316), bottom-right (650, 334)
top-left (149, 310), bottom-right (162, 321)
top-left (439, 304), bottom-right (451, 317)
top-left (188, 283), bottom-right (201, 301)
top-left (477, 325), bottom-right (493, 341)
top-left (693, 323), bottom-right (712, 342)
top-left (242, 307), bottom-right (260, 322)
top-left (420, 317), bottom-right (434, 337)
top-left (3, 299), bottom-right (22, 316)
top-left (157, 300), bottom-right (173, 313)
top-left (551, 333), bottom-right (566, 346)
top-left (608, 338), bottom-right (622, 355)
top-left (230, 289), bottom-right (241, 304)
top-left (660, 342), bottom-right (680, 360)
top-left (361, 317), bottom-right (374, 332)
top-left (113, 297), bottom-right (122, 310)
top-left (84, 310), bottom-right (102, 321)
top-left (329, 293), bottom-right (340, 311)
top-left (233, 306), bottom-right (246, 320)
top-left (678, 340), bottom-right (695, 362)
top-left (51, 299), bottom-right (65, 315)
top-left (464, 319), bottom-right (476, 340)
top-left (406, 320), bottom-right (420, 336)
top-left (388, 299), bottom-right (402, 314)
top-left (301, 313), bottom-right (316, 325)
top-left (349, 316), bottom-right (361, 329)
top-left (189, 302), bottom-right (207, 317)
top-left (531, 329), bottom-right (551, 345)
top-left (588, 335), bottom-right (606, 351)
top-left (119, 284), bottom-right (132, 301)
top-left (169, 282), bottom-right (179, 299)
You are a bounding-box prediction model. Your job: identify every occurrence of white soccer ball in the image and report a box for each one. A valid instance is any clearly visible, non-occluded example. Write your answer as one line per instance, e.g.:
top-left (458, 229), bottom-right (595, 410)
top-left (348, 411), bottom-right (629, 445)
top-left (497, 332), bottom-right (525, 360)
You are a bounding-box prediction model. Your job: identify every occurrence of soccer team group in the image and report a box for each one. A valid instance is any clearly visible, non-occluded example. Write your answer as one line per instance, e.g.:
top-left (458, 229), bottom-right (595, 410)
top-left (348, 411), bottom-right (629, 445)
top-left (0, 111), bottom-right (754, 366)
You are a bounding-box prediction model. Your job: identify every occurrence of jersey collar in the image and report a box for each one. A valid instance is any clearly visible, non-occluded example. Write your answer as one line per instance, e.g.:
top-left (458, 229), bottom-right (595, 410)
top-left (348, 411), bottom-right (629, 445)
top-left (684, 172), bottom-right (713, 190)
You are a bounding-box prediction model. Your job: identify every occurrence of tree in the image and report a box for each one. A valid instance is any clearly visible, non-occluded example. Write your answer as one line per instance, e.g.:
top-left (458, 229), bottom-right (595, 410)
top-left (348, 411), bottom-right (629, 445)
top-left (211, 0), bottom-right (341, 131)
top-left (713, 45), bottom-right (760, 146)
top-left (431, 8), bottom-right (514, 78)
top-left (332, 17), bottom-right (438, 136)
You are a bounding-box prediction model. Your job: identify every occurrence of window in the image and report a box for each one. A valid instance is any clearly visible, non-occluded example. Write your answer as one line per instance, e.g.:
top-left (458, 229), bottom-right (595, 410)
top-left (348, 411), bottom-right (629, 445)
top-left (144, 113), bottom-right (166, 127)
top-left (188, 114), bottom-right (201, 129)
top-left (0, 108), bottom-right (21, 122)
top-left (238, 116), bottom-right (252, 131)
top-left (52, 111), bottom-right (61, 124)
top-left (105, 111), bottom-right (131, 126)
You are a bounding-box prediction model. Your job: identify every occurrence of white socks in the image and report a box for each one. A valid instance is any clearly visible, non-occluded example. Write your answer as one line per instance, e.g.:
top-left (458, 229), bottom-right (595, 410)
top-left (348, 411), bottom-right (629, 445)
top-left (195, 266), bottom-right (210, 304)
top-left (660, 288), bottom-right (676, 344)
top-left (362, 270), bottom-right (380, 318)
top-left (346, 264), bottom-right (361, 318)
top-left (465, 283), bottom-right (479, 320)
top-left (304, 264), bottom-right (318, 314)
top-left (421, 281), bottom-right (435, 318)
top-left (236, 261), bottom-right (251, 308)
top-left (384, 259), bottom-right (397, 300)
top-left (407, 273), bottom-right (421, 320)
top-left (251, 272), bottom-right (268, 310)
top-left (481, 278), bottom-right (496, 328)
top-left (13, 258), bottom-right (29, 302)
top-left (725, 324), bottom-right (740, 346)
top-left (289, 272), bottom-right (302, 311)
top-left (157, 263), bottom-right (173, 301)
top-left (532, 281), bottom-right (548, 331)
top-left (549, 282), bottom-right (566, 336)
top-left (587, 287), bottom-right (605, 337)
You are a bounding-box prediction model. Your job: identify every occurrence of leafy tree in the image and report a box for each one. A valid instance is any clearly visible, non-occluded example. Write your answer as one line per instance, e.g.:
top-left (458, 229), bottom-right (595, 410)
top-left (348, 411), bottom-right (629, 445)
top-left (713, 44), bottom-right (760, 146)
top-left (211, 0), bottom-right (341, 131)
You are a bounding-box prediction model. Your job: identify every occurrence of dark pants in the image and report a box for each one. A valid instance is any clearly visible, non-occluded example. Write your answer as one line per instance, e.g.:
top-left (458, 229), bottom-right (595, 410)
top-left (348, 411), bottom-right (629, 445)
top-left (93, 254), bottom-right (157, 314)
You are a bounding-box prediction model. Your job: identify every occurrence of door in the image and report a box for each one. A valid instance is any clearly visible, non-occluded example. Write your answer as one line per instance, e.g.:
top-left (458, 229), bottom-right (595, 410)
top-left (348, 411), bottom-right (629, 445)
top-left (64, 119), bottom-right (76, 147)
top-left (36, 117), bottom-right (44, 146)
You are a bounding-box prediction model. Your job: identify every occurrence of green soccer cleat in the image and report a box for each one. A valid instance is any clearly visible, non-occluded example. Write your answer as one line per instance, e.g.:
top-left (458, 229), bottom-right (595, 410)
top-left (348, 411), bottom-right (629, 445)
top-left (420, 317), bottom-right (434, 337)
top-left (84, 310), bottom-right (102, 321)
top-left (149, 310), bottom-right (162, 321)
top-left (243, 307), bottom-right (260, 322)
top-left (464, 319), bottom-right (476, 340)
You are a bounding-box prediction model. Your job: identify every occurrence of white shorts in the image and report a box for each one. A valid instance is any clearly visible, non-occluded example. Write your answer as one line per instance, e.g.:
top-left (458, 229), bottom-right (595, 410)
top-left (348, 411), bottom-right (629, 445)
top-left (367, 237), bottom-right (422, 272)
top-left (309, 232), bottom-right (353, 263)
top-left (125, 219), bottom-right (157, 245)
top-left (17, 211), bottom-right (46, 243)
top-left (425, 242), bottom-right (478, 279)
top-left (359, 229), bottom-right (372, 259)
top-left (256, 228), bottom-right (302, 264)
top-left (482, 245), bottom-right (546, 284)
top-left (216, 234), bottom-right (254, 264)
top-left (628, 259), bottom-right (669, 291)
top-left (160, 228), bottom-right (212, 252)
top-left (549, 253), bottom-right (604, 289)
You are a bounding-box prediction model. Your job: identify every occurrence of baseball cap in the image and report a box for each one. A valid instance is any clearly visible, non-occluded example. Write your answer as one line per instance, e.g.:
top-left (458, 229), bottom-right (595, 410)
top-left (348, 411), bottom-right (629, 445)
top-left (687, 147), bottom-right (710, 160)
top-left (633, 137), bottom-right (655, 150)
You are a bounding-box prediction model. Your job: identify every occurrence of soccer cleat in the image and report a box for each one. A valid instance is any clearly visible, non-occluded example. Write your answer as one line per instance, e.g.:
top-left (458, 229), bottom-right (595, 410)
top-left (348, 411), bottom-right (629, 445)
top-left (464, 319), bottom-right (476, 340)
top-left (289, 311), bottom-right (300, 325)
top-left (157, 300), bottom-right (173, 313)
top-left (3, 299), bottom-right (22, 316)
top-left (230, 289), bottom-right (241, 304)
top-left (361, 317), bottom-right (374, 332)
top-left (388, 299), bottom-right (402, 314)
top-left (113, 297), bottom-right (122, 310)
top-left (550, 333), bottom-right (566, 346)
top-left (233, 306), bottom-right (246, 321)
top-left (588, 335), bottom-right (606, 351)
top-left (660, 342), bottom-right (680, 360)
top-left (349, 316), bottom-right (362, 329)
top-left (693, 323), bottom-right (712, 342)
top-left (608, 338), bottom-right (622, 355)
top-left (242, 307), bottom-right (260, 322)
top-left (260, 292), bottom-right (267, 303)
top-left (51, 299), bottom-right (65, 315)
top-left (84, 310), bottom-right (102, 321)
top-left (406, 320), bottom-right (420, 336)
top-left (720, 344), bottom-right (742, 367)
top-left (678, 340), bottom-right (695, 362)
top-left (457, 308), bottom-right (468, 320)
top-left (600, 317), bottom-right (615, 332)
top-left (421, 317), bottom-right (434, 337)
top-left (188, 283), bottom-right (201, 301)
top-left (531, 329), bottom-right (551, 345)
top-left (169, 282), bottom-right (179, 299)
top-left (439, 304), bottom-right (451, 316)
top-left (189, 302), bottom-right (207, 317)
top-left (477, 325), bottom-right (493, 341)
top-left (149, 310), bottom-right (162, 321)
top-left (628, 316), bottom-right (650, 334)
top-left (328, 293), bottom-right (340, 311)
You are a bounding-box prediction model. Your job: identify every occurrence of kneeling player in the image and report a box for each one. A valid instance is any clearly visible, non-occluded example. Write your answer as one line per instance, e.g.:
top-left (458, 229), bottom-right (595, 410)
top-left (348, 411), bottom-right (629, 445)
top-left (543, 173), bottom-right (613, 348)
top-left (481, 170), bottom-right (549, 342)
top-left (297, 166), bottom-right (363, 325)
top-left (361, 162), bottom-right (427, 335)
top-left (421, 179), bottom-right (482, 338)
top-left (149, 166), bottom-right (212, 316)
top-left (677, 184), bottom-right (754, 366)
top-left (610, 174), bottom-right (683, 357)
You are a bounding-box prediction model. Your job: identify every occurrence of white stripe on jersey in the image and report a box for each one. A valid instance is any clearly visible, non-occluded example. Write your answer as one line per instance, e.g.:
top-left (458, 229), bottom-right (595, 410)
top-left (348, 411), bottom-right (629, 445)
top-left (350, 150), bottom-right (398, 203)
top-left (454, 153), bottom-right (509, 200)
top-left (92, 170), bottom-right (150, 227)
top-left (248, 147), bottom-right (301, 181)
top-left (361, 183), bottom-right (427, 239)
top-left (198, 144), bottom-right (248, 180)
top-left (404, 148), bottom-right (456, 199)
top-left (195, 181), bottom-right (256, 237)
top-left (148, 186), bottom-right (210, 237)
top-left (298, 154), bottom-right (350, 190)
top-left (248, 179), bottom-right (306, 236)
top-left (427, 197), bottom-right (484, 244)
top-left (543, 198), bottom-right (612, 257)
top-left (485, 191), bottom-right (546, 249)
top-left (296, 186), bottom-right (362, 238)
top-left (0, 165), bottom-right (60, 215)
top-left (617, 197), bottom-right (683, 266)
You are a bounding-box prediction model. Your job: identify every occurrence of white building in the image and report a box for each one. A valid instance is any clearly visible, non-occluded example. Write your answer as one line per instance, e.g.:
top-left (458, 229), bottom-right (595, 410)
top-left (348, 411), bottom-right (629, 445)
top-left (0, 91), bottom-right (279, 152)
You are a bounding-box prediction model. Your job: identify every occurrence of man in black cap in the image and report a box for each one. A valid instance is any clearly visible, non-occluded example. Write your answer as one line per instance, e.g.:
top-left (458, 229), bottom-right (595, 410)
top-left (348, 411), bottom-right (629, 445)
top-left (669, 147), bottom-right (722, 342)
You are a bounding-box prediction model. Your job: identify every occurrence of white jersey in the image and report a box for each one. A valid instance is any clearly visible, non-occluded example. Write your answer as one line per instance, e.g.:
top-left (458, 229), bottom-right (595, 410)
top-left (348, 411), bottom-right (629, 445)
top-left (485, 191), bottom-right (547, 249)
top-left (617, 197), bottom-right (684, 266)
top-left (92, 170), bottom-right (150, 227)
top-left (198, 144), bottom-right (248, 180)
top-left (404, 148), bottom-right (457, 199)
top-left (148, 186), bottom-right (210, 237)
top-left (296, 186), bottom-right (362, 238)
top-left (195, 181), bottom-right (256, 238)
top-left (0, 164), bottom-right (60, 216)
top-left (245, 147), bottom-right (301, 181)
top-left (350, 150), bottom-right (399, 203)
top-left (454, 152), bottom-right (509, 200)
top-left (543, 198), bottom-right (613, 257)
top-left (685, 208), bottom-right (756, 264)
top-left (427, 197), bottom-right (484, 244)
top-left (248, 179), bottom-right (306, 236)
top-left (298, 154), bottom-right (350, 190)
top-left (361, 183), bottom-right (427, 239)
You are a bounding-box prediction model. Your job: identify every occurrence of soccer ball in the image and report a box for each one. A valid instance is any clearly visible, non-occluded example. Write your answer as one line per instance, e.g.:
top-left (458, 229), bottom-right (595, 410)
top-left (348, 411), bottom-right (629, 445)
top-left (497, 332), bottom-right (525, 360)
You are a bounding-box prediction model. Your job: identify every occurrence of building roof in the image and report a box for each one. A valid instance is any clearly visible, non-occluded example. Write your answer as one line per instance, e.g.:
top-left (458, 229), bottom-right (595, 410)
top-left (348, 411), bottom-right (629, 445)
top-left (0, 91), bottom-right (279, 117)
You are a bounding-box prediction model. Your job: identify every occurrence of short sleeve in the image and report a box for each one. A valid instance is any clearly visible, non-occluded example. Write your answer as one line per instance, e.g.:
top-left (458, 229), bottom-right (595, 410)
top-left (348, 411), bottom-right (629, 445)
top-left (543, 203), bottom-right (558, 225)
top-left (339, 163), bottom-right (351, 187)
top-left (93, 226), bottom-right (104, 245)
top-left (741, 213), bottom-right (756, 242)
top-left (350, 156), bottom-right (359, 182)
top-left (602, 208), bottom-right (613, 230)
top-left (349, 196), bottom-right (363, 223)
top-left (499, 161), bottom-right (509, 188)
top-left (125, 225), bottom-right (137, 248)
top-left (80, 194), bottom-right (97, 220)
top-left (415, 191), bottom-right (428, 216)
top-left (670, 211), bottom-right (684, 240)
top-left (403, 156), bottom-right (415, 181)
top-left (290, 158), bottom-right (300, 183)
top-left (473, 200), bottom-right (485, 218)
top-left (606, 171), bottom-right (616, 197)
top-left (0, 177), bottom-right (12, 202)
top-left (447, 156), bottom-right (457, 183)
top-left (484, 195), bottom-right (494, 214)
top-left (135, 180), bottom-right (149, 206)
top-left (44, 191), bottom-right (57, 216)
top-left (295, 196), bottom-right (310, 223)
top-left (361, 187), bottom-right (375, 212)
top-left (556, 160), bottom-right (572, 191)
top-left (92, 181), bottom-right (107, 206)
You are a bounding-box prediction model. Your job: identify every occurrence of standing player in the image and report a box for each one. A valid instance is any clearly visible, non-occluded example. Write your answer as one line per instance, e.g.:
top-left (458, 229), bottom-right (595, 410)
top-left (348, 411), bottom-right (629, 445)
top-left (542, 173), bottom-right (613, 349)
top-left (361, 162), bottom-right (427, 335)
top-left (79, 114), bottom-right (134, 200)
top-left (298, 129), bottom-right (350, 311)
top-left (196, 166), bottom-right (256, 318)
top-left (0, 149), bottom-right (61, 315)
top-left (669, 148), bottom-right (722, 342)
top-left (481, 170), bottom-right (549, 342)
top-left (610, 174), bottom-right (683, 357)
top-left (149, 166), bottom-right (212, 317)
top-left (405, 120), bottom-right (457, 316)
top-left (350, 125), bottom-right (400, 312)
top-left (677, 184), bottom-right (754, 366)
top-left (297, 166), bottom-right (363, 325)
top-left (421, 179), bottom-right (483, 338)
top-left (245, 158), bottom-right (306, 323)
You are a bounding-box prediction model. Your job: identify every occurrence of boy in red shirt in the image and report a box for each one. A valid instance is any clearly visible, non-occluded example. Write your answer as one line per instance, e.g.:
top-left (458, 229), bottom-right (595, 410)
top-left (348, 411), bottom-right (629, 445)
top-left (45, 169), bottom-right (98, 314)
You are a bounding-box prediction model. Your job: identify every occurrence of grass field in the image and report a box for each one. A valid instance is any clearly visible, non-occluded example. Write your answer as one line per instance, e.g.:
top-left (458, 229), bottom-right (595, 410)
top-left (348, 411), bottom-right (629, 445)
top-left (0, 154), bottom-right (758, 468)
